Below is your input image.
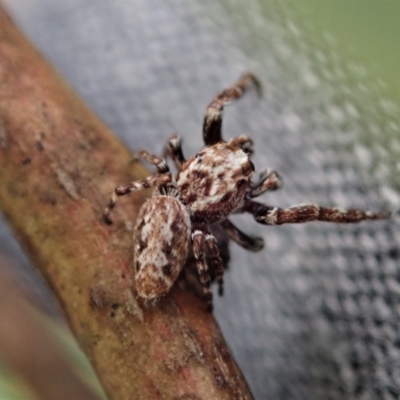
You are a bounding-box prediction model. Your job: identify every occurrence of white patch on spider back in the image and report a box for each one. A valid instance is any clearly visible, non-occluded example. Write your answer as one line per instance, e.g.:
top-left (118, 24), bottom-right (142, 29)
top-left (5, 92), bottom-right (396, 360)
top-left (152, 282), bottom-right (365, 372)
top-left (208, 151), bottom-right (246, 197)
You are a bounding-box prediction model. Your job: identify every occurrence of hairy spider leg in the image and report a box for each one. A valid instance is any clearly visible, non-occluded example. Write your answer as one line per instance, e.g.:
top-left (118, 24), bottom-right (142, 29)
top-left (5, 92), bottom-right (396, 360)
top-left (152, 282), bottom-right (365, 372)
top-left (103, 173), bottom-right (172, 224)
top-left (243, 200), bottom-right (390, 225)
top-left (219, 169), bottom-right (282, 250)
top-left (220, 219), bottom-right (264, 252)
top-left (136, 149), bottom-right (170, 173)
top-left (203, 72), bottom-right (262, 146)
top-left (204, 232), bottom-right (225, 296)
top-left (162, 134), bottom-right (186, 170)
top-left (192, 230), bottom-right (214, 311)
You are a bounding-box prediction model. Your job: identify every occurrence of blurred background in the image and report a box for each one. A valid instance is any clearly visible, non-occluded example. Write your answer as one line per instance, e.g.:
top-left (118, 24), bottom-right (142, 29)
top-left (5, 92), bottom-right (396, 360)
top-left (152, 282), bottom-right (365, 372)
top-left (0, 1), bottom-right (399, 399)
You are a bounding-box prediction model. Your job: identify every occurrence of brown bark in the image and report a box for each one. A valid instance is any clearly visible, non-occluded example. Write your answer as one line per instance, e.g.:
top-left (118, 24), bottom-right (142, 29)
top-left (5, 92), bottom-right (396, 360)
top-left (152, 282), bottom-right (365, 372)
top-left (0, 4), bottom-right (254, 400)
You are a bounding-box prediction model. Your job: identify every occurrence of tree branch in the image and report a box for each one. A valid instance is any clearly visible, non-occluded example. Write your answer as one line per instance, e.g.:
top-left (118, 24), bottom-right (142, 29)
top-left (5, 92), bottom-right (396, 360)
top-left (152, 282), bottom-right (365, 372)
top-left (0, 5), bottom-right (254, 400)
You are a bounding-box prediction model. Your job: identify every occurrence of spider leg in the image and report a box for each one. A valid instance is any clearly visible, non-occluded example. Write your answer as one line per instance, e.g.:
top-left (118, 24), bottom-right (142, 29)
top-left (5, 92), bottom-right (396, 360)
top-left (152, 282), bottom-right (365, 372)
top-left (192, 229), bottom-right (218, 311)
top-left (103, 173), bottom-right (172, 224)
top-left (243, 200), bottom-right (390, 225)
top-left (203, 232), bottom-right (225, 296)
top-left (203, 72), bottom-right (262, 146)
top-left (220, 219), bottom-right (264, 252)
top-left (162, 134), bottom-right (186, 169)
top-left (229, 135), bottom-right (254, 156)
top-left (192, 229), bottom-right (224, 311)
top-left (136, 149), bottom-right (169, 173)
top-left (248, 169), bottom-right (283, 198)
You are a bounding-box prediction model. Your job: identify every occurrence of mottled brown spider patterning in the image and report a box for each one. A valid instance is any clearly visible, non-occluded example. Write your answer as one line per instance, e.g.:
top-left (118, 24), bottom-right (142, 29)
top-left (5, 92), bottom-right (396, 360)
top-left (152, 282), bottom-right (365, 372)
top-left (104, 73), bottom-right (389, 311)
top-left (134, 195), bottom-right (191, 300)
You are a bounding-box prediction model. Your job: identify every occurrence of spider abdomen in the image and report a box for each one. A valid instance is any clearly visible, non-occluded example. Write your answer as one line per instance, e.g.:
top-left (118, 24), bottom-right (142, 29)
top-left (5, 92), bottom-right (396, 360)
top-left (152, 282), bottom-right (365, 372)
top-left (134, 195), bottom-right (191, 300)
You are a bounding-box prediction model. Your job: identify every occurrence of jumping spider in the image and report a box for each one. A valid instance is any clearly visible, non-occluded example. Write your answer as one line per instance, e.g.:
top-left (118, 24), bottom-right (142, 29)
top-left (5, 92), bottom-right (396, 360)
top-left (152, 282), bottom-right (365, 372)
top-left (104, 73), bottom-right (389, 311)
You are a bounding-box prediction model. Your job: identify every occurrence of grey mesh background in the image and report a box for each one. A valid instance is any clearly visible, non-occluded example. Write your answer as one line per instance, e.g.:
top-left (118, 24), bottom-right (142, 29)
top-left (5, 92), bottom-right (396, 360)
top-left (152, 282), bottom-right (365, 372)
top-left (1, 1), bottom-right (400, 399)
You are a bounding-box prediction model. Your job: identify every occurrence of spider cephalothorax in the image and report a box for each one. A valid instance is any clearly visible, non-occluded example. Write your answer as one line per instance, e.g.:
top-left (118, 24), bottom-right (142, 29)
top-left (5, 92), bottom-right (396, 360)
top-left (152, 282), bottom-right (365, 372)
top-left (177, 140), bottom-right (254, 224)
top-left (104, 73), bottom-right (389, 310)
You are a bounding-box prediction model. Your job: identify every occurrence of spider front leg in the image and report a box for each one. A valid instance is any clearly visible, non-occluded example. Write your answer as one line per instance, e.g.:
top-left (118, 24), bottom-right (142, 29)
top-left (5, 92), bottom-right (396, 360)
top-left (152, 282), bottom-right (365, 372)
top-left (192, 229), bottom-right (225, 310)
top-left (243, 200), bottom-right (390, 225)
top-left (162, 134), bottom-right (186, 169)
top-left (203, 72), bottom-right (262, 146)
top-left (103, 173), bottom-right (172, 224)
top-left (104, 149), bottom-right (172, 223)
top-left (136, 149), bottom-right (170, 173)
